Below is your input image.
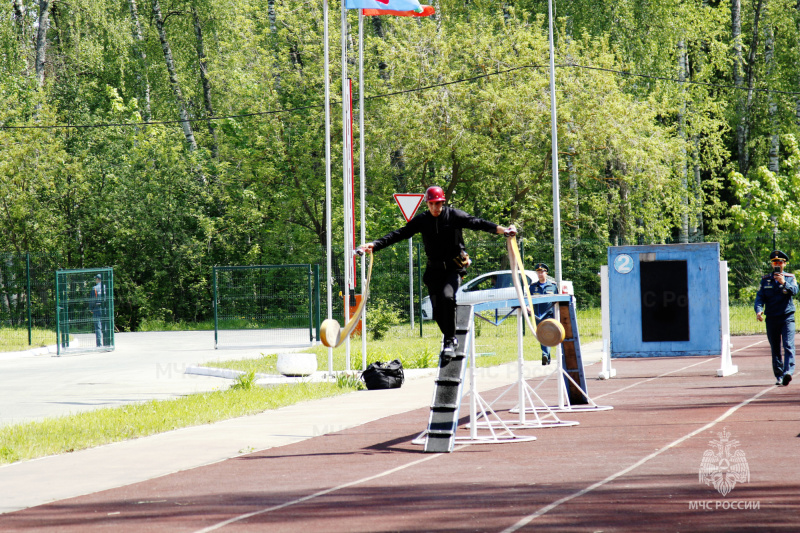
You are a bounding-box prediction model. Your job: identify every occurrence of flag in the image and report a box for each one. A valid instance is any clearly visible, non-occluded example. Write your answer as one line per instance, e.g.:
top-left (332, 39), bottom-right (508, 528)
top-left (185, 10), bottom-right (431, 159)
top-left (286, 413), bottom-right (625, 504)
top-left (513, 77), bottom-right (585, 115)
top-left (362, 5), bottom-right (434, 16)
top-left (345, 0), bottom-right (424, 12)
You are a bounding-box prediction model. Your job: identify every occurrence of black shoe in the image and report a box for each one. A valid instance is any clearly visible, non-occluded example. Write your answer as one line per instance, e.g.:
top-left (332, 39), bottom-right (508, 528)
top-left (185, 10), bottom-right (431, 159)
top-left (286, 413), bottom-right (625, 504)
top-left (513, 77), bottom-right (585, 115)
top-left (443, 337), bottom-right (458, 352)
top-left (542, 356), bottom-right (551, 366)
top-left (783, 374), bottom-right (792, 386)
top-left (441, 337), bottom-right (458, 360)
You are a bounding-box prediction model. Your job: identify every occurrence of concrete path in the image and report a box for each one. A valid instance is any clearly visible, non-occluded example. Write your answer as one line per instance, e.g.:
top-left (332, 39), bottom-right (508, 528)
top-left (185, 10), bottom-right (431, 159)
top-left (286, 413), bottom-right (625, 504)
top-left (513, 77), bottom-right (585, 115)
top-left (0, 331), bottom-right (303, 427)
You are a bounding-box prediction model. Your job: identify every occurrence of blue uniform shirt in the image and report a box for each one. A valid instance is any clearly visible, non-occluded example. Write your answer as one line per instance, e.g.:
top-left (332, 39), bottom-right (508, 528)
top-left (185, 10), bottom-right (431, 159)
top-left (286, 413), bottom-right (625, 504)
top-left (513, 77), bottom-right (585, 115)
top-left (530, 280), bottom-right (559, 320)
top-left (754, 272), bottom-right (798, 319)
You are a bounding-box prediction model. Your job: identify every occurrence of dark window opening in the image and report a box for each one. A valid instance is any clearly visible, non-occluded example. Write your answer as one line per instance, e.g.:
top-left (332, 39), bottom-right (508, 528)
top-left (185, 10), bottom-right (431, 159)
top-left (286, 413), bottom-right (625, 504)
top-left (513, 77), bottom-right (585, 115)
top-left (640, 260), bottom-right (689, 342)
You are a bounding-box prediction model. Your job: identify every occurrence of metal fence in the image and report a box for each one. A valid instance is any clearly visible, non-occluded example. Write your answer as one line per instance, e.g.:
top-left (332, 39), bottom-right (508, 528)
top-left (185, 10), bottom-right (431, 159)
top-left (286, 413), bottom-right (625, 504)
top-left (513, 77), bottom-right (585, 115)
top-left (55, 268), bottom-right (115, 355)
top-left (212, 264), bottom-right (320, 349)
top-left (0, 252), bottom-right (60, 351)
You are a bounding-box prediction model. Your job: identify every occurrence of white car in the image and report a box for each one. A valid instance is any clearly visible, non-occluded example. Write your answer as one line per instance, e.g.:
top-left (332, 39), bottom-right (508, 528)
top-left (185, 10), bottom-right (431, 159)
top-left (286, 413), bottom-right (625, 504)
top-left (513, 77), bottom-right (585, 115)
top-left (421, 270), bottom-right (536, 320)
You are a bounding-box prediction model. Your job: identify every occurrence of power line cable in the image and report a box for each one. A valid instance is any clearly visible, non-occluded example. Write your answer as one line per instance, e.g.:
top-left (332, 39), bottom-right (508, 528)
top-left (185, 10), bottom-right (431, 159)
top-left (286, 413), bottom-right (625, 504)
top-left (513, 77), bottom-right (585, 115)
top-left (1, 62), bottom-right (797, 131)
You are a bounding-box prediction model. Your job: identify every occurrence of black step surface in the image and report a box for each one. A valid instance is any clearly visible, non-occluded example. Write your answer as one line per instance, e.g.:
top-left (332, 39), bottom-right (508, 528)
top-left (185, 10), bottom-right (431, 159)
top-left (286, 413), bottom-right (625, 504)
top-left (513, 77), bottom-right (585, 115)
top-left (433, 383), bottom-right (460, 406)
top-left (424, 435), bottom-right (452, 453)
top-left (423, 304), bottom-right (474, 453)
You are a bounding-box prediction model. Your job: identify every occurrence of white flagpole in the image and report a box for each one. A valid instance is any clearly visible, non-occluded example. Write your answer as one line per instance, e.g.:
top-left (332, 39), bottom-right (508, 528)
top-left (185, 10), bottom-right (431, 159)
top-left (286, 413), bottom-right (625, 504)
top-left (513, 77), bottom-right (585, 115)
top-left (547, 0), bottom-right (562, 290)
top-left (359, 11), bottom-right (367, 371)
top-left (324, 0), bottom-right (333, 374)
top-left (341, 0), bottom-right (351, 371)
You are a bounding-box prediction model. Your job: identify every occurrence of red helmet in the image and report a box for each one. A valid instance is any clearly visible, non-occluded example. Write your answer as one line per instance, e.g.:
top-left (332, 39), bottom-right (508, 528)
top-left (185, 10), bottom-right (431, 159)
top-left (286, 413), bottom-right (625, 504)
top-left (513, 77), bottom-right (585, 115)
top-left (425, 186), bottom-right (446, 203)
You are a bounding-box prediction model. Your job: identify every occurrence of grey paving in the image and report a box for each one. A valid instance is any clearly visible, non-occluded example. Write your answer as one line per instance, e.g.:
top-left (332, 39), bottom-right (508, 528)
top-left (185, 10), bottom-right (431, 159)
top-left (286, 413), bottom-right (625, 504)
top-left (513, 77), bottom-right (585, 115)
top-left (0, 331), bottom-right (306, 427)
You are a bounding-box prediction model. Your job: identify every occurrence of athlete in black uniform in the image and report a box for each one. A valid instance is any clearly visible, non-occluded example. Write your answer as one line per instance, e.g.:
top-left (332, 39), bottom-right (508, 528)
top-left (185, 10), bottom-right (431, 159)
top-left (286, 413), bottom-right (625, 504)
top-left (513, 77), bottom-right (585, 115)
top-left (360, 186), bottom-right (515, 360)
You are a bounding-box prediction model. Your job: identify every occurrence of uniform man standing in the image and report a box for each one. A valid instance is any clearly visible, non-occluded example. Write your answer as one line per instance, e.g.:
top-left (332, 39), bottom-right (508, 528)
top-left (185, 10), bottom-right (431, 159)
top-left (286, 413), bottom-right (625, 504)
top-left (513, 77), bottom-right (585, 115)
top-left (529, 263), bottom-right (559, 365)
top-left (360, 186), bottom-right (515, 361)
top-left (755, 250), bottom-right (797, 386)
top-left (90, 274), bottom-right (107, 347)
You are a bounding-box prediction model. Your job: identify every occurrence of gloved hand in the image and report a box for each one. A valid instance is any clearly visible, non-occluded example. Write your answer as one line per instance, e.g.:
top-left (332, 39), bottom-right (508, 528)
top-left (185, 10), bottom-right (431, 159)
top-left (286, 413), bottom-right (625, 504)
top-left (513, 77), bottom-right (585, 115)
top-left (453, 251), bottom-right (472, 268)
top-left (504, 225), bottom-right (517, 237)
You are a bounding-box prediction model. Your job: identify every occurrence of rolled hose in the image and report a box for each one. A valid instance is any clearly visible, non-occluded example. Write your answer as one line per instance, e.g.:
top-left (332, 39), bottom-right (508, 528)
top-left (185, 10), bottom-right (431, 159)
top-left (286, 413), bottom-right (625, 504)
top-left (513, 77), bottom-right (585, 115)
top-left (320, 252), bottom-right (373, 348)
top-left (506, 236), bottom-right (565, 347)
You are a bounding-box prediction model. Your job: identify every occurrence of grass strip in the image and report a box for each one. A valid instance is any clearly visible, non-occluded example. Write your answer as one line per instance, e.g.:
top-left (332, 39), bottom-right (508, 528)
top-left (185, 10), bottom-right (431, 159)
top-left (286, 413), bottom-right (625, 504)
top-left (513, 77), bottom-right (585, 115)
top-left (0, 381), bottom-right (353, 465)
top-left (0, 327), bottom-right (60, 352)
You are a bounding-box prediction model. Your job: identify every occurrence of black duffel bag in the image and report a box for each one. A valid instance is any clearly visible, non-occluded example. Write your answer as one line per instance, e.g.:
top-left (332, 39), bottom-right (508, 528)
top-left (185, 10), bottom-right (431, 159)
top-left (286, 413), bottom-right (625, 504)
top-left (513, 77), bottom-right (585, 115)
top-left (361, 359), bottom-right (404, 390)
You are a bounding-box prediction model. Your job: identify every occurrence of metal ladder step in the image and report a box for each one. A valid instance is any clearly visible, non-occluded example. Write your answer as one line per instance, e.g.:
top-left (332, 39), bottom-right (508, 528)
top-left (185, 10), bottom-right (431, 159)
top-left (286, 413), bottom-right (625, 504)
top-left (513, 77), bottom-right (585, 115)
top-left (435, 377), bottom-right (462, 385)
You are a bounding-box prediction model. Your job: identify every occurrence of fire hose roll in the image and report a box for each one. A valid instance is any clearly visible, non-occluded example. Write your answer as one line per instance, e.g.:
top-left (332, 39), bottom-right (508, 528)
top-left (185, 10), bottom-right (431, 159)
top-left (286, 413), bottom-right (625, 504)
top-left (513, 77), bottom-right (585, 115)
top-left (321, 253), bottom-right (373, 348)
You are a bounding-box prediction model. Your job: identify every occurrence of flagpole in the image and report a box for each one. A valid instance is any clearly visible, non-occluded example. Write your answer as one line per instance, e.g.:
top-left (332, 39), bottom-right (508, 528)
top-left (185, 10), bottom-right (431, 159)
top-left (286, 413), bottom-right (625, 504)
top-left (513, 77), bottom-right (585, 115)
top-left (358, 10), bottom-right (367, 371)
top-left (547, 0), bottom-right (562, 290)
top-left (324, 0), bottom-right (333, 374)
top-left (341, 0), bottom-right (351, 371)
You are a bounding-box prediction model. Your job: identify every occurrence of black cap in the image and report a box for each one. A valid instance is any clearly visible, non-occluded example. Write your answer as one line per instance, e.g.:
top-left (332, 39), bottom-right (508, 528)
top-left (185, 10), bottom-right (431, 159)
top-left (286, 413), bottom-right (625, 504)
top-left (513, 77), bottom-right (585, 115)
top-left (769, 250), bottom-right (789, 261)
top-left (534, 263), bottom-right (549, 272)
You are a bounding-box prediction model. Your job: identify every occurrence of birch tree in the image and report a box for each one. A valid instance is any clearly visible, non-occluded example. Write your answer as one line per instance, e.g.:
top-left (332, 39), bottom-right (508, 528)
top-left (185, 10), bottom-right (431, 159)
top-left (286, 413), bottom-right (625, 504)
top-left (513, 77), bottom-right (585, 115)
top-left (152, 0), bottom-right (199, 153)
top-left (192, 4), bottom-right (218, 158)
top-left (128, 0), bottom-right (152, 122)
top-left (34, 0), bottom-right (50, 87)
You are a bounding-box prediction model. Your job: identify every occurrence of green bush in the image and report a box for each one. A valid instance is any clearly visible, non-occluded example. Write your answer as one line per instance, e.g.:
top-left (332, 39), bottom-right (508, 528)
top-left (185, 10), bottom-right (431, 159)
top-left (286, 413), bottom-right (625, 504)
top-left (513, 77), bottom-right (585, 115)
top-left (230, 370), bottom-right (257, 391)
top-left (336, 372), bottom-right (365, 390)
top-left (368, 298), bottom-right (402, 340)
top-left (402, 346), bottom-right (437, 369)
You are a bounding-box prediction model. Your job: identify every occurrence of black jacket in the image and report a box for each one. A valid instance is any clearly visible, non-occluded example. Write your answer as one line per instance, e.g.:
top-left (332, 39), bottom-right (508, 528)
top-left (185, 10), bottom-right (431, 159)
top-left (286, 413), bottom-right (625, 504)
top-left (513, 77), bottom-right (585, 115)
top-left (371, 206), bottom-right (498, 266)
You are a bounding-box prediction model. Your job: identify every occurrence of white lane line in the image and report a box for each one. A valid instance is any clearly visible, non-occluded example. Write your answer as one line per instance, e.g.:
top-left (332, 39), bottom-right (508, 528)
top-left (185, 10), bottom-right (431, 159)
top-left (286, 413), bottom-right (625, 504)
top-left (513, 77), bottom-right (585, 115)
top-left (501, 343), bottom-right (772, 533)
top-left (593, 339), bottom-right (765, 400)
top-left (198, 339), bottom-right (769, 533)
top-left (193, 448), bottom-right (463, 532)
top-left (593, 357), bottom-right (715, 400)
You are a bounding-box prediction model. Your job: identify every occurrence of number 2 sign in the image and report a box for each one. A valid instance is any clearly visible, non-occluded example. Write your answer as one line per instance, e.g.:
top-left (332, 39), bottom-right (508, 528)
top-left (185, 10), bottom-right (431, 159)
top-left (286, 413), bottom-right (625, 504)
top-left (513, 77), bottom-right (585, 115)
top-left (614, 254), bottom-right (634, 274)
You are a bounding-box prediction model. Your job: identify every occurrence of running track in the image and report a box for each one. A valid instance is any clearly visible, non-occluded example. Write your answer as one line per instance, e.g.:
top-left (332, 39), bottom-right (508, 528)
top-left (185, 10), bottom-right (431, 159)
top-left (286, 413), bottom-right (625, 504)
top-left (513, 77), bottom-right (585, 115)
top-left (1, 336), bottom-right (797, 532)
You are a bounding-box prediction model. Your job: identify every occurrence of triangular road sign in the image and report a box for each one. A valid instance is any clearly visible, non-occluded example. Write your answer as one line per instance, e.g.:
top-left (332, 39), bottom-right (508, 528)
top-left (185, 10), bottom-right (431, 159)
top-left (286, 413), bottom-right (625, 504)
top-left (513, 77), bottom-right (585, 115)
top-left (393, 193), bottom-right (425, 222)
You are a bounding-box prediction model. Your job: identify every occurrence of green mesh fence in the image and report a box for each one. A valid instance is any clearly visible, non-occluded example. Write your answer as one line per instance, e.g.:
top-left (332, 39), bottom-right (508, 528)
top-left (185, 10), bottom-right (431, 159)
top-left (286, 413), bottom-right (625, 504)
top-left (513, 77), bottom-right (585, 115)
top-left (0, 252), bottom-right (60, 353)
top-left (55, 268), bottom-right (115, 355)
top-left (213, 264), bottom-right (320, 349)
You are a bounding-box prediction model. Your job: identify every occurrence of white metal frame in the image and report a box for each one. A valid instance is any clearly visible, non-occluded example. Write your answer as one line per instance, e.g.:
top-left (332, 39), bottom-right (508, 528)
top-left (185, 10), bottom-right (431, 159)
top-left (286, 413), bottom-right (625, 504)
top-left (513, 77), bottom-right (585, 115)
top-left (717, 260), bottom-right (738, 376)
top-left (472, 307), bottom-right (579, 429)
top-left (516, 347), bottom-right (613, 414)
top-left (598, 265), bottom-right (616, 380)
top-left (454, 325), bottom-right (538, 445)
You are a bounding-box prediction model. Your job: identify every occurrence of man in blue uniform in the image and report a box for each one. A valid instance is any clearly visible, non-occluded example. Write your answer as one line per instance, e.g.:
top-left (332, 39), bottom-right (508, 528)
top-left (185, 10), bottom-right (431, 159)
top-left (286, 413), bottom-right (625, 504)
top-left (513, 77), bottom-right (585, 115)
top-left (755, 250), bottom-right (797, 386)
top-left (529, 263), bottom-right (559, 365)
top-left (360, 186), bottom-right (515, 362)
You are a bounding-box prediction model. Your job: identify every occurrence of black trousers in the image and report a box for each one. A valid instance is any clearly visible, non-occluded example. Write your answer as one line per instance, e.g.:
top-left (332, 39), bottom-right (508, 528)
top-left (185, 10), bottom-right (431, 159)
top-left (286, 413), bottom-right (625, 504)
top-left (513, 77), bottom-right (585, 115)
top-left (423, 267), bottom-right (462, 341)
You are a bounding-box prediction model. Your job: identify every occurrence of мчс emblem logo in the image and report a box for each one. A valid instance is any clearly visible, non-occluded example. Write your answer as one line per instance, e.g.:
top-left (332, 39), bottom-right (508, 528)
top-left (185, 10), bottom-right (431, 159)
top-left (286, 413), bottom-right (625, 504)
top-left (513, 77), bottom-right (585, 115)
top-left (699, 428), bottom-right (750, 496)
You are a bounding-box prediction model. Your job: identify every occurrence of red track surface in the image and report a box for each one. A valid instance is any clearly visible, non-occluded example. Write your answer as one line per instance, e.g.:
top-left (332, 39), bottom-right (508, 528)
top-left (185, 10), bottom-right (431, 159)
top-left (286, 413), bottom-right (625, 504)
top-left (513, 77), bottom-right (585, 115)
top-left (2, 336), bottom-right (798, 532)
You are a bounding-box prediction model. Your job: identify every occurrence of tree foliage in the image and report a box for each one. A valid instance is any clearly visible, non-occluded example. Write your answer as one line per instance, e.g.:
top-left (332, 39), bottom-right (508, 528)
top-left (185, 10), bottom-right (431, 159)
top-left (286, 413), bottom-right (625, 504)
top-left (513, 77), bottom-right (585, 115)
top-left (1, 0), bottom-right (797, 325)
